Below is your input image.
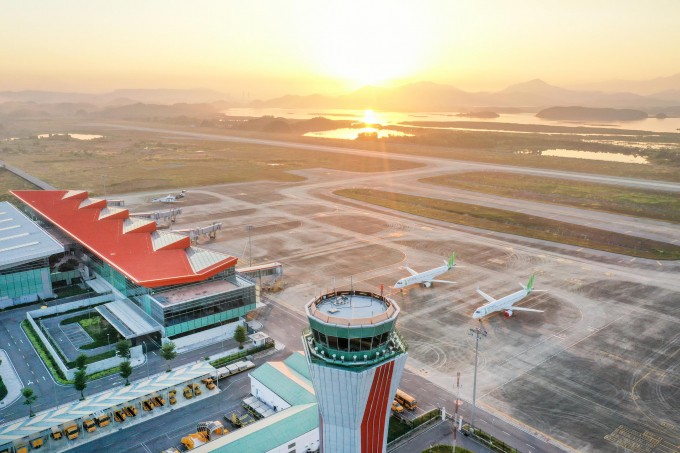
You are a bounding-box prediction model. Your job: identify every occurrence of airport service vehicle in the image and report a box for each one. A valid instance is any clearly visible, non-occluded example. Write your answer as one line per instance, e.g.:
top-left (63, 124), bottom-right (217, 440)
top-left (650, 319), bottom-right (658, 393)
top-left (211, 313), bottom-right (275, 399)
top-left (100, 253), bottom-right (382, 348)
top-left (395, 389), bottom-right (417, 410)
top-left (95, 413), bottom-right (111, 427)
top-left (82, 419), bottom-right (96, 433)
top-left (51, 427), bottom-right (62, 440)
top-left (394, 253), bottom-right (458, 289)
top-left (169, 389), bottom-right (177, 405)
top-left (214, 360), bottom-right (255, 380)
top-left (473, 275), bottom-right (545, 319)
top-left (124, 405), bottom-right (138, 417)
top-left (202, 377), bottom-right (216, 390)
top-left (64, 423), bottom-right (79, 440)
top-left (181, 420), bottom-right (227, 450)
top-left (391, 400), bottom-right (404, 413)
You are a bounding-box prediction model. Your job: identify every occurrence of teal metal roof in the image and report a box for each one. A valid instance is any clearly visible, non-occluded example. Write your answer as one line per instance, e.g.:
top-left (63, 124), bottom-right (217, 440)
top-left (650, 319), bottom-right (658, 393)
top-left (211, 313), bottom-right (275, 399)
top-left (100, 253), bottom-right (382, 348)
top-left (194, 403), bottom-right (319, 453)
top-left (283, 351), bottom-right (311, 379)
top-left (0, 361), bottom-right (215, 444)
top-left (250, 360), bottom-right (316, 406)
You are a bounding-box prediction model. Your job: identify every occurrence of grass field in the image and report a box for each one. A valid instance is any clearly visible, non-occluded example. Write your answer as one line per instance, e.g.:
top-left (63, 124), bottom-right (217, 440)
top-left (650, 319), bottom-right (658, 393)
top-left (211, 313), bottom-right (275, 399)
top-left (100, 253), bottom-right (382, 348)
top-left (0, 132), bottom-right (421, 193)
top-left (0, 168), bottom-right (38, 203)
top-left (421, 172), bottom-right (680, 223)
top-left (335, 188), bottom-right (680, 260)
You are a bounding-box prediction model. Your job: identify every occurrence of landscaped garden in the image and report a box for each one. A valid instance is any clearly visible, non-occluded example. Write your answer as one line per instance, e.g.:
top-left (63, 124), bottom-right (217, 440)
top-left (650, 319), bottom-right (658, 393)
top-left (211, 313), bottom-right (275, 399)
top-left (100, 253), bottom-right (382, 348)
top-left (61, 312), bottom-right (122, 349)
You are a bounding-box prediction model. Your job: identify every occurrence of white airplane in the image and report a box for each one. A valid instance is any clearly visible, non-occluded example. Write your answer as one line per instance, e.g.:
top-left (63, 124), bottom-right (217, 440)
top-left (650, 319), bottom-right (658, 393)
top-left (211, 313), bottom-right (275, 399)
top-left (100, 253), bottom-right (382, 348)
top-left (394, 253), bottom-right (458, 289)
top-left (152, 194), bottom-right (179, 203)
top-left (152, 190), bottom-right (186, 203)
top-left (473, 275), bottom-right (544, 319)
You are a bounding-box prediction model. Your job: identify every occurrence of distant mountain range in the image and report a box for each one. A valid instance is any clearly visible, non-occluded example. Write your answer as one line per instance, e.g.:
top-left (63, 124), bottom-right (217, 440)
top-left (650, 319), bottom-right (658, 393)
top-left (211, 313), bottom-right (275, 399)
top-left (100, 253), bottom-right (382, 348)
top-left (1, 74), bottom-right (680, 113)
top-left (0, 88), bottom-right (233, 106)
top-left (250, 78), bottom-right (680, 112)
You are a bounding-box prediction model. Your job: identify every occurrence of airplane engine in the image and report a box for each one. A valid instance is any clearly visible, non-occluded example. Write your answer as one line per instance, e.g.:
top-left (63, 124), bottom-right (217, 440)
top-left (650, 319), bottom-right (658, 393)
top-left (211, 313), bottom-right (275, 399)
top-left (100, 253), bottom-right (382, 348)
top-left (422, 281), bottom-right (431, 288)
top-left (503, 310), bottom-right (513, 318)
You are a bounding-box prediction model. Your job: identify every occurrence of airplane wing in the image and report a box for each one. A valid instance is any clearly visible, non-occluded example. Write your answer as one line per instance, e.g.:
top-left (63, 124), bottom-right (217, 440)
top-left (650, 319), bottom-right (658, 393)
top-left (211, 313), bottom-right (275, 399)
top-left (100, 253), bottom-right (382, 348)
top-left (429, 280), bottom-right (456, 284)
top-left (510, 307), bottom-right (544, 313)
top-left (476, 288), bottom-right (496, 304)
top-left (404, 266), bottom-right (418, 276)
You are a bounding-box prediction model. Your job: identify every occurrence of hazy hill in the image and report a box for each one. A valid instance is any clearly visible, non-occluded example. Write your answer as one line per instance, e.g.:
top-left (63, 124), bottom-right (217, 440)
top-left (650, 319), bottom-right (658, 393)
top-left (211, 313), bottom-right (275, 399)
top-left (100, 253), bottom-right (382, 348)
top-left (571, 72), bottom-right (680, 95)
top-left (250, 79), bottom-right (680, 111)
top-left (536, 106), bottom-right (648, 121)
top-left (0, 89), bottom-right (233, 106)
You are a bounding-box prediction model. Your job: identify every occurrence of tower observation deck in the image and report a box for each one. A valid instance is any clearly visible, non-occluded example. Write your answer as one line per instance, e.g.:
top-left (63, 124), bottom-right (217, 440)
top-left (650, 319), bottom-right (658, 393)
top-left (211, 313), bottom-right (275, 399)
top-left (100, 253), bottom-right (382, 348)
top-left (302, 290), bottom-right (408, 453)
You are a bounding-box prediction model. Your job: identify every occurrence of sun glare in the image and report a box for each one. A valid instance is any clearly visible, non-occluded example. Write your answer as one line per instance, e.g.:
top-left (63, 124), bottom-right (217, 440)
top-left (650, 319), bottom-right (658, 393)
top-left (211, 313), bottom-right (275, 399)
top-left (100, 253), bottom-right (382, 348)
top-left (363, 109), bottom-right (378, 124)
top-left (304, 2), bottom-right (429, 87)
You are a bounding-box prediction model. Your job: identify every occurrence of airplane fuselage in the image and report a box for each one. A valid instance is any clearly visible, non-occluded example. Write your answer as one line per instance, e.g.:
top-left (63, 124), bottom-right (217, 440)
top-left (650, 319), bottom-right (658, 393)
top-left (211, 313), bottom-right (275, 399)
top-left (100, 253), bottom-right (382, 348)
top-left (394, 264), bottom-right (449, 289)
top-left (472, 289), bottom-right (529, 319)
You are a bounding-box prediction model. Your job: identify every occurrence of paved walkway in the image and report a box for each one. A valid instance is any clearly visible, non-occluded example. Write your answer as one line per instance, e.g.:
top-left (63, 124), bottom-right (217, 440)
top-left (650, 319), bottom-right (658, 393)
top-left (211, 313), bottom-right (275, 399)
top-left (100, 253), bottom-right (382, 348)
top-left (0, 349), bottom-right (23, 409)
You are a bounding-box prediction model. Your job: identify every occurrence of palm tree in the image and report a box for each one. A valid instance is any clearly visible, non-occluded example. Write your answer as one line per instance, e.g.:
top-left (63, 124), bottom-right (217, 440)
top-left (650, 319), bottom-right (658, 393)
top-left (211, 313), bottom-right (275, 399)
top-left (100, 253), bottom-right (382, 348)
top-left (21, 387), bottom-right (37, 417)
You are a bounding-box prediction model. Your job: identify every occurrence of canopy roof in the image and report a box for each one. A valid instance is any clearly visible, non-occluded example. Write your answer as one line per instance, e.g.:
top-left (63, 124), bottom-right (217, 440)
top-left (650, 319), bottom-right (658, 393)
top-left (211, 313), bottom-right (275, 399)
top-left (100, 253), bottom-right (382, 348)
top-left (11, 190), bottom-right (237, 287)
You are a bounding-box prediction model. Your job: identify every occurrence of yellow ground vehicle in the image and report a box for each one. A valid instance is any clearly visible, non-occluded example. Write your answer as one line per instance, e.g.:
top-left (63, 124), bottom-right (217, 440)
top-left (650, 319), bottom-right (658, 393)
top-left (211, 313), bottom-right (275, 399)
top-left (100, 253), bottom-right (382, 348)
top-left (51, 427), bottom-right (62, 440)
top-left (192, 383), bottom-right (202, 396)
top-left (153, 395), bottom-right (165, 406)
top-left (395, 389), bottom-right (417, 410)
top-left (181, 432), bottom-right (209, 450)
top-left (95, 414), bottom-right (111, 427)
top-left (83, 419), bottom-right (96, 433)
top-left (142, 399), bottom-right (155, 411)
top-left (391, 400), bottom-right (404, 413)
top-left (202, 378), bottom-right (216, 390)
top-left (124, 406), bottom-right (138, 417)
top-left (169, 390), bottom-right (177, 405)
top-left (14, 445), bottom-right (27, 453)
top-left (30, 438), bottom-right (43, 449)
top-left (114, 409), bottom-right (127, 422)
top-left (183, 386), bottom-right (193, 399)
top-left (64, 423), bottom-right (79, 440)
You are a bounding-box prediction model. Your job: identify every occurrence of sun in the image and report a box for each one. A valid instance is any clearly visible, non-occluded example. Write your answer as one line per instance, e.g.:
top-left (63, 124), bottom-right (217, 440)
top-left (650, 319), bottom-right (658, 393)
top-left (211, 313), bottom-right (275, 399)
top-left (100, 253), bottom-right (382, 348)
top-left (363, 109), bottom-right (378, 125)
top-left (304, 2), bottom-right (430, 87)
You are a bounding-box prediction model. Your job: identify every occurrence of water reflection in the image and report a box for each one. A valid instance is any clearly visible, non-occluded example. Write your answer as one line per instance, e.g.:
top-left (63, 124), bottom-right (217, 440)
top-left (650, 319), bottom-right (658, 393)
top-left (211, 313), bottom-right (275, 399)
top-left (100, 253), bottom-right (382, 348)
top-left (304, 127), bottom-right (413, 140)
top-left (540, 149), bottom-right (649, 164)
top-left (38, 133), bottom-right (103, 140)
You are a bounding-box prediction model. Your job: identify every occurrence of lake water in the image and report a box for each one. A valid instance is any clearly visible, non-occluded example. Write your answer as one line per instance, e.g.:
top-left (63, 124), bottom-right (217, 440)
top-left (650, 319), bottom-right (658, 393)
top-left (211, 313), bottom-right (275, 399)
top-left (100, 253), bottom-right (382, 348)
top-left (304, 127), bottom-right (413, 140)
top-left (222, 108), bottom-right (680, 134)
top-left (540, 149), bottom-right (649, 164)
top-left (37, 133), bottom-right (103, 140)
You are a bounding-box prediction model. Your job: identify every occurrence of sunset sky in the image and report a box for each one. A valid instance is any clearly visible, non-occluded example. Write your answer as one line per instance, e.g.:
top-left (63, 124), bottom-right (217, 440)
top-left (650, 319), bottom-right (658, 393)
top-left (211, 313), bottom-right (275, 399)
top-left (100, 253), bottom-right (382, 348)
top-left (2, 0), bottom-right (680, 98)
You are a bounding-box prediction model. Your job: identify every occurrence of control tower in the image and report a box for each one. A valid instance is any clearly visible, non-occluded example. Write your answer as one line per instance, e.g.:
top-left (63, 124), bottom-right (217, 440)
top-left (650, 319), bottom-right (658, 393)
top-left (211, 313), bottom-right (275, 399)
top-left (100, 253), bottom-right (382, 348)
top-left (302, 290), bottom-right (408, 453)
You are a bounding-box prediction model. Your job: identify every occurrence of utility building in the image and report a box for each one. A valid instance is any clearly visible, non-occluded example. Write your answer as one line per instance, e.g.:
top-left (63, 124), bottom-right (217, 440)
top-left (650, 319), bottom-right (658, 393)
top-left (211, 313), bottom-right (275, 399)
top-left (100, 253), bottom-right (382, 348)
top-left (302, 290), bottom-right (408, 453)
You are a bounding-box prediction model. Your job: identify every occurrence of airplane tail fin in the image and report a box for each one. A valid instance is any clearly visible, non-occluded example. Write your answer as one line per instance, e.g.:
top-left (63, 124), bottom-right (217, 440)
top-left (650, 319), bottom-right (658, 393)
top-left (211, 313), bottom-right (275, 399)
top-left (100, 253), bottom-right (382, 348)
top-left (447, 252), bottom-right (456, 269)
top-left (520, 274), bottom-right (535, 292)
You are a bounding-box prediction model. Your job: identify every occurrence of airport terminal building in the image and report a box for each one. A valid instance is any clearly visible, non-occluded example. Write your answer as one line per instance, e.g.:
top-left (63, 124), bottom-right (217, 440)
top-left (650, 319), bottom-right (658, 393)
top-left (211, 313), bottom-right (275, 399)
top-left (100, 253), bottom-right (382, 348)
top-left (11, 190), bottom-right (256, 343)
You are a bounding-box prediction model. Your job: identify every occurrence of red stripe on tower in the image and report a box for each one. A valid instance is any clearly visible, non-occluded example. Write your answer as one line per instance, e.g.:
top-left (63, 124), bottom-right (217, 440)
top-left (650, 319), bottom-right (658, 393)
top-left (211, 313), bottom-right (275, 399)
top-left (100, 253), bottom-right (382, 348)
top-left (360, 360), bottom-right (395, 452)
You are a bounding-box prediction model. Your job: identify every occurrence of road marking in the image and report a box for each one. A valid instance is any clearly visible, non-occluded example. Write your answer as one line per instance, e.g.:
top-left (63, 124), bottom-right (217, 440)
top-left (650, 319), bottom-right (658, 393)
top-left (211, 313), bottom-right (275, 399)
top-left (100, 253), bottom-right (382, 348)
top-left (42, 376), bottom-right (46, 381)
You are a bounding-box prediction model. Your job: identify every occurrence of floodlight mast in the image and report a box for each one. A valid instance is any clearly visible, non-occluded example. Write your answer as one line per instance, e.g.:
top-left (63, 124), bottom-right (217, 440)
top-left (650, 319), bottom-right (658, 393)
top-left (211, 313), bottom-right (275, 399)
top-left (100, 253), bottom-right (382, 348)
top-left (469, 326), bottom-right (487, 432)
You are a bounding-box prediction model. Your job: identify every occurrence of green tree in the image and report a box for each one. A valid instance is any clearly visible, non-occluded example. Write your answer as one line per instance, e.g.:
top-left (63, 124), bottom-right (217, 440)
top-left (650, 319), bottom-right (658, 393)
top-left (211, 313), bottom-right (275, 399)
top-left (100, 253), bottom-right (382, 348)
top-left (160, 341), bottom-right (177, 372)
top-left (74, 369), bottom-right (87, 400)
top-left (234, 325), bottom-right (248, 349)
top-left (74, 353), bottom-right (88, 371)
top-left (115, 339), bottom-right (131, 359)
top-left (21, 387), bottom-right (37, 417)
top-left (119, 360), bottom-right (133, 386)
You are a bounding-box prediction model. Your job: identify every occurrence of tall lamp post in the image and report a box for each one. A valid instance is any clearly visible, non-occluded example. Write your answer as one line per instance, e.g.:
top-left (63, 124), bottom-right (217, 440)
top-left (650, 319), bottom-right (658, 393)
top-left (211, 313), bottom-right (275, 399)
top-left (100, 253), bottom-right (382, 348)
top-left (245, 225), bottom-right (253, 266)
top-left (469, 326), bottom-right (487, 432)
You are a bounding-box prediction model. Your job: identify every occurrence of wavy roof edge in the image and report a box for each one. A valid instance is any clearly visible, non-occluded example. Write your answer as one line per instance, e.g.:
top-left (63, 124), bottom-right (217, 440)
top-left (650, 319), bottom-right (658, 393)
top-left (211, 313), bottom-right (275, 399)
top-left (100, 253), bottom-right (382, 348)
top-left (11, 190), bottom-right (237, 288)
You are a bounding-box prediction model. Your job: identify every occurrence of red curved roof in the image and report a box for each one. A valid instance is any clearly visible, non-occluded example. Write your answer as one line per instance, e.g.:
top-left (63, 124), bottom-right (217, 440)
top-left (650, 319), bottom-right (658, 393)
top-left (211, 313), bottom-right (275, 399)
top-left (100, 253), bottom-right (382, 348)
top-left (11, 190), bottom-right (237, 288)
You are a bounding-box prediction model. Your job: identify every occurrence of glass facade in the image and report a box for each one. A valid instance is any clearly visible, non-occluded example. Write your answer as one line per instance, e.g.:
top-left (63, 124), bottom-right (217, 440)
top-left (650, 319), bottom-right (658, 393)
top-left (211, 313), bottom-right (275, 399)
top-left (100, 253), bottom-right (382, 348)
top-left (0, 258), bottom-right (52, 301)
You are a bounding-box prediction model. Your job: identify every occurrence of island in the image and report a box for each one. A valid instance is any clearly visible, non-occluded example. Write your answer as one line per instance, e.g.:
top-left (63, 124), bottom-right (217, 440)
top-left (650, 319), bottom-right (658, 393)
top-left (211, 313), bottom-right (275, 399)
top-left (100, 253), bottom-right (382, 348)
top-left (455, 111), bottom-right (500, 119)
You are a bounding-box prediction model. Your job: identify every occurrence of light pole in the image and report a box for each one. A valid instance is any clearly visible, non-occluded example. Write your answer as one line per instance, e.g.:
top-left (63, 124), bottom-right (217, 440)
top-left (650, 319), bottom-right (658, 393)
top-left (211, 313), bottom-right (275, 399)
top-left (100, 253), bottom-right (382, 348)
top-left (469, 325), bottom-right (487, 433)
top-left (245, 225), bottom-right (253, 266)
top-left (107, 333), bottom-right (110, 346)
top-left (142, 341), bottom-right (150, 379)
